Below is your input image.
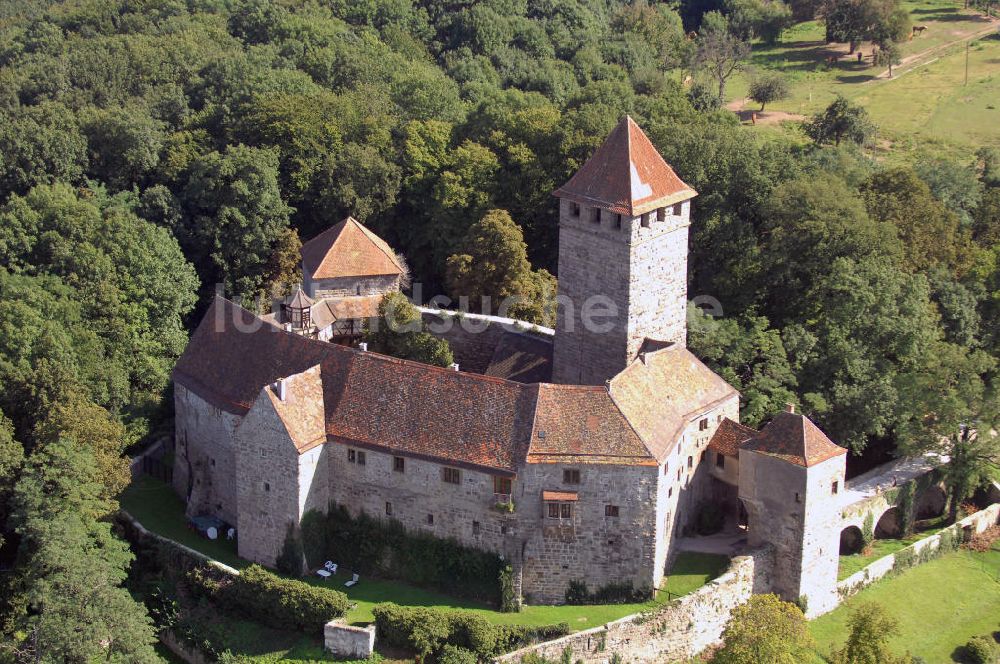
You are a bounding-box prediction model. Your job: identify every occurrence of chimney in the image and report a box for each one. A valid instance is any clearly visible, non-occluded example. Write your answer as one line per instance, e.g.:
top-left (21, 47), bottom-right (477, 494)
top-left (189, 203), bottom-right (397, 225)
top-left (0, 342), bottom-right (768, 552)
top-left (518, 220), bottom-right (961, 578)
top-left (275, 379), bottom-right (287, 401)
top-left (449, 363), bottom-right (460, 371)
top-left (785, 403), bottom-right (796, 414)
top-left (358, 342), bottom-right (368, 352)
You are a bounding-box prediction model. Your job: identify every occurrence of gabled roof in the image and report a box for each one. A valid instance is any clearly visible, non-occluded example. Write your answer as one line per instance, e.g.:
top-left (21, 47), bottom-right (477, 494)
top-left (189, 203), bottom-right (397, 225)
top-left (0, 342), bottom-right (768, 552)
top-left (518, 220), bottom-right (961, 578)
top-left (609, 345), bottom-right (738, 461)
top-left (708, 418), bottom-right (757, 457)
top-left (310, 296), bottom-right (382, 330)
top-left (301, 217), bottom-right (403, 280)
top-left (175, 299), bottom-right (736, 472)
top-left (742, 409), bottom-right (847, 467)
top-left (553, 116), bottom-right (697, 216)
top-left (263, 365), bottom-right (327, 453)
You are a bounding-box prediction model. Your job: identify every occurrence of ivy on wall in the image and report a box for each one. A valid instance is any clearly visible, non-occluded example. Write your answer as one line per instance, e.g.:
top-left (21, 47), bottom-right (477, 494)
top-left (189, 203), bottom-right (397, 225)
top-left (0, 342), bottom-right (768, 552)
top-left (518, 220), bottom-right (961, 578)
top-left (300, 503), bottom-right (506, 605)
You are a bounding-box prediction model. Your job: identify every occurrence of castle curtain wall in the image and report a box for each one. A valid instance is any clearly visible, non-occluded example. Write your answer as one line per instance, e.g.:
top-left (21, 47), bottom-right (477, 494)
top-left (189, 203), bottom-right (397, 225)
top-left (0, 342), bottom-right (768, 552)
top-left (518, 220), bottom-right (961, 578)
top-left (172, 383), bottom-right (241, 526)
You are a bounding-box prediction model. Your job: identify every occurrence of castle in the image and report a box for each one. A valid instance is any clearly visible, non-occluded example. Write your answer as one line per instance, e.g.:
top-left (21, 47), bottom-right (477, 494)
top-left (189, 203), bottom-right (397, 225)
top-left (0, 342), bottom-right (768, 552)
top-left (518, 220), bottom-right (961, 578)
top-left (171, 116), bottom-right (849, 614)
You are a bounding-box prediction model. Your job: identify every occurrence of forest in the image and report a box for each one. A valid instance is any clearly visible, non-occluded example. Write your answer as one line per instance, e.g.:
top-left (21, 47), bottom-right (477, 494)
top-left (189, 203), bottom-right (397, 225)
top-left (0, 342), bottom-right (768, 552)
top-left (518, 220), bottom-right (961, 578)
top-left (0, 0), bottom-right (997, 660)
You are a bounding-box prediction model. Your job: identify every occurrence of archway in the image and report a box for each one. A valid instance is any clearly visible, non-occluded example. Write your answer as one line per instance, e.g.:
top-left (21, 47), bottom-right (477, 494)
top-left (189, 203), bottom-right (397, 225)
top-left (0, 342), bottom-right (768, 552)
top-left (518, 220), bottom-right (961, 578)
top-left (916, 485), bottom-right (947, 520)
top-left (839, 526), bottom-right (864, 555)
top-left (875, 507), bottom-right (902, 539)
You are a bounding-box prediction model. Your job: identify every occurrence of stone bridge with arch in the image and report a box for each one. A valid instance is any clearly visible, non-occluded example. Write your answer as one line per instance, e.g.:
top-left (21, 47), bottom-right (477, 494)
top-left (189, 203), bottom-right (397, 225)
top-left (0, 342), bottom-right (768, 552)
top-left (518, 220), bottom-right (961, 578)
top-left (835, 456), bottom-right (947, 556)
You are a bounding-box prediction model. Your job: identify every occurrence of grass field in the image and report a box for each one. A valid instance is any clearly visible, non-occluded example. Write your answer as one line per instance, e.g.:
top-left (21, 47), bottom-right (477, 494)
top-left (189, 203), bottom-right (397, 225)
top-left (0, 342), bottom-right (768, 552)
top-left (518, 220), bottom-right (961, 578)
top-left (810, 540), bottom-right (1000, 662)
top-left (725, 0), bottom-right (1000, 159)
top-left (121, 475), bottom-right (729, 631)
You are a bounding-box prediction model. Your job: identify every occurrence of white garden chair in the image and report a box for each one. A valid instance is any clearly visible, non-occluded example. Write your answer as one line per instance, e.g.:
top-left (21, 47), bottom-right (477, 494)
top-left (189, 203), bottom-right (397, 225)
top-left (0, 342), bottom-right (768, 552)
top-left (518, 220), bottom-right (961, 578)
top-left (345, 573), bottom-right (359, 587)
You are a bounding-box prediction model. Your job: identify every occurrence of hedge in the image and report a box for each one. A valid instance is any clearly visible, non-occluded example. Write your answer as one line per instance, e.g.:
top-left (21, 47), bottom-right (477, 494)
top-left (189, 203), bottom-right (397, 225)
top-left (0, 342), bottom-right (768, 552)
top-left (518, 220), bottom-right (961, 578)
top-left (371, 603), bottom-right (570, 659)
top-left (300, 504), bottom-right (505, 604)
top-left (188, 564), bottom-right (350, 634)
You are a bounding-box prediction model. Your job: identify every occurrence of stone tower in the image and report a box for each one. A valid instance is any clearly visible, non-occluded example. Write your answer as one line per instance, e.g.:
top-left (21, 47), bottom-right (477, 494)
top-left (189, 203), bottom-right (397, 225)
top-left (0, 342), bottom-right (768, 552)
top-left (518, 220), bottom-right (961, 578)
top-left (551, 116), bottom-right (697, 386)
top-left (738, 406), bottom-right (848, 617)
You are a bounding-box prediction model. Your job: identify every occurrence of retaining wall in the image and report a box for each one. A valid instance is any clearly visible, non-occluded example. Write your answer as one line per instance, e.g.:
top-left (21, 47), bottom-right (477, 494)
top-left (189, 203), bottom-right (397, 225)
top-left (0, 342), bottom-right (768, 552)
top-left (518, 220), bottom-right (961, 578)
top-left (498, 548), bottom-right (773, 664)
top-left (838, 502), bottom-right (1000, 599)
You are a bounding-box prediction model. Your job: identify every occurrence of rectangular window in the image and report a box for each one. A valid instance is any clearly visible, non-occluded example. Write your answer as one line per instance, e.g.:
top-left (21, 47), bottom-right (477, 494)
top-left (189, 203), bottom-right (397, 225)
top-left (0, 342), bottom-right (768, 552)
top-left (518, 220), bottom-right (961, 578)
top-left (605, 505), bottom-right (620, 517)
top-left (614, 213), bottom-right (622, 229)
top-left (687, 455), bottom-right (693, 469)
top-left (443, 467), bottom-right (461, 484)
top-left (357, 450), bottom-right (366, 465)
top-left (563, 469), bottom-right (581, 484)
top-left (570, 202), bottom-right (581, 217)
top-left (673, 203), bottom-right (682, 216)
top-left (663, 462), bottom-right (669, 475)
top-left (591, 208), bottom-right (601, 224)
top-left (657, 207), bottom-right (666, 222)
top-left (385, 502), bottom-right (393, 516)
top-left (668, 487), bottom-right (673, 497)
top-left (700, 451), bottom-right (706, 463)
top-left (832, 481), bottom-right (839, 495)
top-left (473, 521), bottom-right (481, 535)
top-left (427, 514), bottom-right (434, 525)
top-left (393, 456), bottom-right (405, 473)
top-left (263, 482), bottom-right (270, 492)
top-left (561, 503), bottom-right (572, 519)
top-left (347, 449), bottom-right (356, 463)
top-left (259, 448), bottom-right (268, 458)
top-left (676, 468), bottom-right (681, 481)
top-left (716, 453), bottom-right (725, 469)
top-left (547, 502), bottom-right (560, 518)
top-left (494, 476), bottom-right (512, 495)
top-left (795, 492), bottom-right (802, 503)
top-left (641, 212), bottom-right (650, 228)
top-left (699, 418), bottom-right (708, 431)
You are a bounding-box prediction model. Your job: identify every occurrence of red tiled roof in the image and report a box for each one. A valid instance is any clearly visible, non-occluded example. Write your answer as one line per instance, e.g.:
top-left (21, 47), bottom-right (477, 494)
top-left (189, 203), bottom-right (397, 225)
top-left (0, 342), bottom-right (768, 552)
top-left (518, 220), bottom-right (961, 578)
top-left (264, 365), bottom-right (327, 453)
top-left (527, 384), bottom-right (653, 465)
top-left (609, 345), bottom-right (738, 462)
top-left (175, 299), bottom-right (735, 473)
top-left (310, 296), bottom-right (382, 330)
top-left (542, 491), bottom-right (578, 502)
top-left (708, 418), bottom-right (757, 457)
top-left (742, 411), bottom-right (847, 467)
top-left (553, 116), bottom-right (697, 216)
top-left (301, 217), bottom-right (403, 280)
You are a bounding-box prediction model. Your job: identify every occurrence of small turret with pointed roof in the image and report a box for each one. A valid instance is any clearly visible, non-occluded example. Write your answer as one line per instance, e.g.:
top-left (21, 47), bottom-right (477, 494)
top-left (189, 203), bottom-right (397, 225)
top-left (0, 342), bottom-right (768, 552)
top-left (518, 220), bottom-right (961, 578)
top-left (551, 116), bottom-right (697, 386)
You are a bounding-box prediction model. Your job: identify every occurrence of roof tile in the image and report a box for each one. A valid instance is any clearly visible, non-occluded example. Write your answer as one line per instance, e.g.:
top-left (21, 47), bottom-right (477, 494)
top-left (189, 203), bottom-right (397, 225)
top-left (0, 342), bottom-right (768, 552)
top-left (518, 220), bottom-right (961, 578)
top-left (742, 411), bottom-right (847, 467)
top-left (301, 217), bottom-right (403, 280)
top-left (553, 116), bottom-right (697, 216)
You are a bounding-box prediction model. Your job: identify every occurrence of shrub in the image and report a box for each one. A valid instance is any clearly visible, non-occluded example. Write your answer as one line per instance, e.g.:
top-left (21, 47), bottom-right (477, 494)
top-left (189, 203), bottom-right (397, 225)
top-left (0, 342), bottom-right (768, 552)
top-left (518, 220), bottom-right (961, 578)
top-left (438, 645), bottom-right (478, 664)
top-left (198, 564), bottom-right (350, 634)
top-left (696, 502), bottom-right (725, 536)
top-left (371, 603), bottom-right (569, 659)
top-left (965, 636), bottom-right (998, 664)
top-left (965, 526), bottom-right (1000, 553)
top-left (565, 579), bottom-right (651, 605)
top-left (713, 594), bottom-right (813, 664)
top-left (499, 565), bottom-right (520, 613)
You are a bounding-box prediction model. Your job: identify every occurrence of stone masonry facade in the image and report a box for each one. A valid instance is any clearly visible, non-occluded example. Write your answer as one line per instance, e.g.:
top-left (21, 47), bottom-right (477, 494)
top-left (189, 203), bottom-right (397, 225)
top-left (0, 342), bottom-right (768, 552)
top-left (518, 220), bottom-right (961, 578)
top-left (171, 116), bottom-right (867, 613)
top-left (551, 198), bottom-right (690, 386)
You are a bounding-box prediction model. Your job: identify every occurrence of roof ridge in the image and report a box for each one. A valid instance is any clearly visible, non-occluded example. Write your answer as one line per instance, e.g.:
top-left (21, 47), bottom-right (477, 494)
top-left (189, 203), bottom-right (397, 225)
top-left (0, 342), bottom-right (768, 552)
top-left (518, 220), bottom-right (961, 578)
top-left (353, 218), bottom-right (405, 272)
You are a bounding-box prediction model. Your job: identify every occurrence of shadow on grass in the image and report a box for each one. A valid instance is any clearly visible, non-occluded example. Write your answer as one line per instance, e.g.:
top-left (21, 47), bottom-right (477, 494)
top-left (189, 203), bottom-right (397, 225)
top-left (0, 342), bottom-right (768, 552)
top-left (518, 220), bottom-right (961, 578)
top-left (836, 73), bottom-right (878, 83)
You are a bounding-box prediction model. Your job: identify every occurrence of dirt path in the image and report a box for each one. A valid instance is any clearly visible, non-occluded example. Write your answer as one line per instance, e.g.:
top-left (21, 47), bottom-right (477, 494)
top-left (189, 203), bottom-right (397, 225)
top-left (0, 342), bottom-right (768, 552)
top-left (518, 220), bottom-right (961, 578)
top-left (725, 102), bottom-right (806, 125)
top-left (871, 17), bottom-right (999, 80)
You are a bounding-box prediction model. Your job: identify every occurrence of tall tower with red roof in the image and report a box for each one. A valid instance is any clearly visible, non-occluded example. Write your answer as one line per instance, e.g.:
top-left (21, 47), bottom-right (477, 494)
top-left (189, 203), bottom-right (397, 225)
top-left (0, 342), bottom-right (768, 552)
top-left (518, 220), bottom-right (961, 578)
top-left (551, 116), bottom-right (697, 386)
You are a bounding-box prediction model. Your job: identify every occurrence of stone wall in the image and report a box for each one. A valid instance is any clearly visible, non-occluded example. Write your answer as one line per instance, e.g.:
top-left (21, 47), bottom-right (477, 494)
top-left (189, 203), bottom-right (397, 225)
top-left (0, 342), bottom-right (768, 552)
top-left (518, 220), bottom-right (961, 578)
top-left (234, 387), bottom-right (305, 568)
top-left (551, 198), bottom-right (690, 386)
top-left (173, 384), bottom-right (242, 525)
top-left (324, 620), bottom-right (375, 659)
top-left (838, 502), bottom-right (1000, 599)
top-left (498, 548), bottom-right (773, 664)
top-left (305, 274), bottom-right (399, 300)
top-left (418, 308), bottom-right (553, 375)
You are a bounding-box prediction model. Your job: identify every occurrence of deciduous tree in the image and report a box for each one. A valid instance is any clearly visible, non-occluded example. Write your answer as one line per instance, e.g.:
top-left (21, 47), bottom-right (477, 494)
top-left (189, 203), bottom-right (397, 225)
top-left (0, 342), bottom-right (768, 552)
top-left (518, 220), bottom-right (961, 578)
top-left (694, 12), bottom-right (751, 102)
top-left (805, 95), bottom-right (875, 147)
top-left (712, 594), bottom-right (813, 664)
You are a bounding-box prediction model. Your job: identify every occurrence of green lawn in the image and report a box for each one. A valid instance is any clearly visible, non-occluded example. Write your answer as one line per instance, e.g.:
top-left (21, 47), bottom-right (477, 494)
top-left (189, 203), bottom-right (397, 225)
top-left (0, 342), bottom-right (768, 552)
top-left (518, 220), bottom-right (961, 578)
top-left (725, 0), bottom-right (1000, 159)
top-left (121, 476), bottom-right (729, 632)
top-left (811, 541), bottom-right (1000, 662)
top-left (838, 517), bottom-right (949, 580)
